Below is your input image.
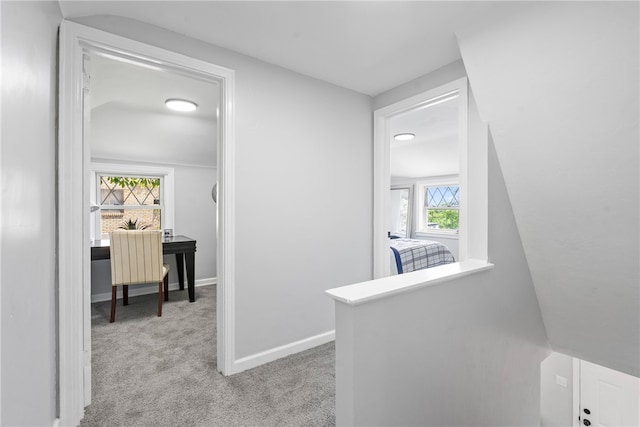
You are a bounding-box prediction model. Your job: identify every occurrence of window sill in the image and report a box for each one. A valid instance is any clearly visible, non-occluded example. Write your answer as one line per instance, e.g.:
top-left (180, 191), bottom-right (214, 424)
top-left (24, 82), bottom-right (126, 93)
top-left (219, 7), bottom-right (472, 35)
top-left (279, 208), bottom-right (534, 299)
top-left (326, 259), bottom-right (493, 306)
top-left (415, 231), bottom-right (459, 240)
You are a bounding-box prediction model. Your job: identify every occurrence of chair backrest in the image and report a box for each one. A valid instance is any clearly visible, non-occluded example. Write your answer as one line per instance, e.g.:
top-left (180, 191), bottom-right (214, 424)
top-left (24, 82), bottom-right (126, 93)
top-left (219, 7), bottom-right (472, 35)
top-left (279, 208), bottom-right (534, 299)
top-left (109, 230), bottom-right (164, 286)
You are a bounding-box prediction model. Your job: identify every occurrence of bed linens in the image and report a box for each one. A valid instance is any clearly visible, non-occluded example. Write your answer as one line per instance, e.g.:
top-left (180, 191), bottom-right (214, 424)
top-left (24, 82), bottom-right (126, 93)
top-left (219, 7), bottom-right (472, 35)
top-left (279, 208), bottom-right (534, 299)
top-left (390, 238), bottom-right (455, 274)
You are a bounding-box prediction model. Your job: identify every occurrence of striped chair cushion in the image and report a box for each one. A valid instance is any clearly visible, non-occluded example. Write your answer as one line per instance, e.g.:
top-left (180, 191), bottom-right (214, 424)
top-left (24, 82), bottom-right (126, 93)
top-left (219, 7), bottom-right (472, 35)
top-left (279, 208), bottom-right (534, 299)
top-left (109, 230), bottom-right (167, 285)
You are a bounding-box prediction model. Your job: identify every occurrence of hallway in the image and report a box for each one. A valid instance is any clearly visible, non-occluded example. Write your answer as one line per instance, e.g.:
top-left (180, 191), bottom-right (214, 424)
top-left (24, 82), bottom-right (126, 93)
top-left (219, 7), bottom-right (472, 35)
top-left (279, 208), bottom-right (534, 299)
top-left (82, 286), bottom-right (335, 426)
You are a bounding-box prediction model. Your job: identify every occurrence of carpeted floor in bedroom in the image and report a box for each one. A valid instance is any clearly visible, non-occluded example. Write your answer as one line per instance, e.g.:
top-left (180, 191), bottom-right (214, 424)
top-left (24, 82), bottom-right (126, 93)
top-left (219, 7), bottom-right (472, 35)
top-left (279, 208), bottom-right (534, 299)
top-left (80, 285), bottom-right (335, 427)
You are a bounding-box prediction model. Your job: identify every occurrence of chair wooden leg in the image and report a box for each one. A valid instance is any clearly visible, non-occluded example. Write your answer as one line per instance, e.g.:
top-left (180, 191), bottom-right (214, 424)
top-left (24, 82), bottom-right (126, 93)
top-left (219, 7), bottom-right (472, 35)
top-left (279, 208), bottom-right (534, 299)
top-left (123, 285), bottom-right (129, 306)
top-left (164, 275), bottom-right (169, 301)
top-left (157, 281), bottom-right (163, 317)
top-left (110, 287), bottom-right (117, 323)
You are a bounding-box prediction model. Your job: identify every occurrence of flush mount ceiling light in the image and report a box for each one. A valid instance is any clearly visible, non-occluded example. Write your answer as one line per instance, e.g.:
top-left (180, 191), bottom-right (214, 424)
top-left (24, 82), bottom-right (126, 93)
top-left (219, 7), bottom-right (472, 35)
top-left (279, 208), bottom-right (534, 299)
top-left (165, 98), bottom-right (198, 112)
top-left (394, 133), bottom-right (415, 141)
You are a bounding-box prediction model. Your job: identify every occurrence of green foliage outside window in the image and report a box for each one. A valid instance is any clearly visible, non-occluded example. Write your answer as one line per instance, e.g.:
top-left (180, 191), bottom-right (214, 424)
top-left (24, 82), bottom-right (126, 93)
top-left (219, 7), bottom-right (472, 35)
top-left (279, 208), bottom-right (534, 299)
top-left (427, 209), bottom-right (459, 230)
top-left (107, 176), bottom-right (160, 188)
top-left (424, 185), bottom-right (459, 231)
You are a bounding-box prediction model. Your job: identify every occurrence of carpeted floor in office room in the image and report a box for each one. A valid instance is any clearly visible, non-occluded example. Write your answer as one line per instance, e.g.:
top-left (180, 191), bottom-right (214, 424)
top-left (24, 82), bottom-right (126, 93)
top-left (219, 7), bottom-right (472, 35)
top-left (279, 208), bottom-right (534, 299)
top-left (81, 285), bottom-right (335, 427)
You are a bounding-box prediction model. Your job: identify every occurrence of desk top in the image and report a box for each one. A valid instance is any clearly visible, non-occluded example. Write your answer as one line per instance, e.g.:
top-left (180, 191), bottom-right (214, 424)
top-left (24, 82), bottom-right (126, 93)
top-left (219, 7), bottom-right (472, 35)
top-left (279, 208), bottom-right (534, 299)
top-left (91, 234), bottom-right (196, 260)
top-left (91, 234), bottom-right (195, 248)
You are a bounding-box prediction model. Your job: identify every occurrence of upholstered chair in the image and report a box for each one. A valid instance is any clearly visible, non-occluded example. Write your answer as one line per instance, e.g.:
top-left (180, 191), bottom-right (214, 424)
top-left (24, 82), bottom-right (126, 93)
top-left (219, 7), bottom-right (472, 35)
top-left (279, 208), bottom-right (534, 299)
top-left (109, 230), bottom-right (170, 323)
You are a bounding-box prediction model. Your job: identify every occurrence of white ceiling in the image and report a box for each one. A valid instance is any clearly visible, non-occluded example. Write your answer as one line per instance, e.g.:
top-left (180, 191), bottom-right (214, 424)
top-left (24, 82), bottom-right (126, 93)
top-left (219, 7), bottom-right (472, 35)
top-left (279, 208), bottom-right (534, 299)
top-left (390, 95), bottom-right (458, 178)
top-left (91, 53), bottom-right (218, 120)
top-left (90, 53), bottom-right (219, 167)
top-left (59, 1), bottom-right (502, 96)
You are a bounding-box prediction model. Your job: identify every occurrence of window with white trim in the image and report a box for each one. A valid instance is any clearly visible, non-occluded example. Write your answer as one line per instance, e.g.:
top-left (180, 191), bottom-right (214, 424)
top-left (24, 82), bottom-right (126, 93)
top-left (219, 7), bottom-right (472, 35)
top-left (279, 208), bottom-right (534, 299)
top-left (98, 175), bottom-right (162, 234)
top-left (91, 163), bottom-right (175, 240)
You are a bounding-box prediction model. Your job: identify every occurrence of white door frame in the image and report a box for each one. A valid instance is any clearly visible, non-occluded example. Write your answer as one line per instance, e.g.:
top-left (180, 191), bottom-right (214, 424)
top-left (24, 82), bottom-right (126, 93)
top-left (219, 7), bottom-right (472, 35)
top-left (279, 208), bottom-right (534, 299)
top-left (58, 21), bottom-right (236, 426)
top-left (373, 78), bottom-right (469, 278)
top-left (572, 357), bottom-right (580, 427)
top-left (389, 185), bottom-right (414, 239)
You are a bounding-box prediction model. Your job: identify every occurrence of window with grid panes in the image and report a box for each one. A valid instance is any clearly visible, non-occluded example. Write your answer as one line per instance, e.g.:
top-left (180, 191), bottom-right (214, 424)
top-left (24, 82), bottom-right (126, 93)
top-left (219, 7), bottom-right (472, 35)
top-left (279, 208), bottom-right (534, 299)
top-left (98, 175), bottom-right (163, 237)
top-left (418, 184), bottom-right (459, 233)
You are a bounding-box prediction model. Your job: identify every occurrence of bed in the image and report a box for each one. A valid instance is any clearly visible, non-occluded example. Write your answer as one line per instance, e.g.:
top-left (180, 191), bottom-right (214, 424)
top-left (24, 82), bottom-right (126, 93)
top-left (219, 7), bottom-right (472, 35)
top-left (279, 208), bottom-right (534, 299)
top-left (390, 238), bottom-right (455, 275)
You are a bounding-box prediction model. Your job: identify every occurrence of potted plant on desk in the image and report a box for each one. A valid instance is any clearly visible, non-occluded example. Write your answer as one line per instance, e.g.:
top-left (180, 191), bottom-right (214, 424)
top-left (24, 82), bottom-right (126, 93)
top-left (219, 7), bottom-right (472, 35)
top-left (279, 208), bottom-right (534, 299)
top-left (118, 218), bottom-right (149, 230)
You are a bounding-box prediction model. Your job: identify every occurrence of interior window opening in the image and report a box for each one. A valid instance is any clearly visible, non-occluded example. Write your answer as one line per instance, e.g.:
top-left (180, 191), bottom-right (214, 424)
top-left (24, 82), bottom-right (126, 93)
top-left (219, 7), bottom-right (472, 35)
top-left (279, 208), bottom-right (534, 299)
top-left (418, 184), bottom-right (460, 233)
top-left (386, 91), bottom-right (461, 273)
top-left (375, 77), bottom-right (489, 280)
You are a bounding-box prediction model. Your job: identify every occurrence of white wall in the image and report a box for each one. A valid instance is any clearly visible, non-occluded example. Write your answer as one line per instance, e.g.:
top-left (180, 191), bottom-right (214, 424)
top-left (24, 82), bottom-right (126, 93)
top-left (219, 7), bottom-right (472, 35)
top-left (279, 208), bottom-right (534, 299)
top-left (91, 105), bottom-right (217, 168)
top-left (457, 1), bottom-right (640, 376)
top-left (373, 59), bottom-right (466, 110)
top-left (73, 15), bottom-right (373, 361)
top-left (541, 352), bottom-right (574, 427)
top-left (334, 138), bottom-right (549, 425)
top-left (0, 1), bottom-right (61, 425)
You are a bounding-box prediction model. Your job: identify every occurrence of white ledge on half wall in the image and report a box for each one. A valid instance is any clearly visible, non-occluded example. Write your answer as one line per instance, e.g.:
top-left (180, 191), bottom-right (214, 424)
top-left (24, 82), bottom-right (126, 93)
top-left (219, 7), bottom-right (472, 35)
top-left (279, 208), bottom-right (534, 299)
top-left (326, 259), bottom-right (494, 306)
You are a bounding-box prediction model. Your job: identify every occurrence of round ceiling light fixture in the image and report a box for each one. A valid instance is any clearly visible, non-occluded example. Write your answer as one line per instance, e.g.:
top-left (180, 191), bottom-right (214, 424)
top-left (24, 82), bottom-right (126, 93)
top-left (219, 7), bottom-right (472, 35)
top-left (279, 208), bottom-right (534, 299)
top-left (394, 133), bottom-right (415, 141)
top-left (165, 98), bottom-right (198, 112)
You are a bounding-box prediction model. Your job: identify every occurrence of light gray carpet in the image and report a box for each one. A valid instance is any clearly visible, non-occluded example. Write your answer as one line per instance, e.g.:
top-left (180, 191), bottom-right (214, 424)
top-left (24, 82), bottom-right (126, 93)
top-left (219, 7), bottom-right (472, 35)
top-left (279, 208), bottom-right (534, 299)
top-left (81, 285), bottom-right (335, 427)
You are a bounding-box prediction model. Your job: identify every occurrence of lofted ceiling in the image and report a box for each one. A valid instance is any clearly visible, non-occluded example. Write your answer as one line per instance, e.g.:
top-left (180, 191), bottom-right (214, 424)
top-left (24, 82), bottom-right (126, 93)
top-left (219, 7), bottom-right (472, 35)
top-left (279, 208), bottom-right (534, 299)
top-left (457, 1), bottom-right (639, 376)
top-left (90, 53), bottom-right (219, 167)
top-left (91, 53), bottom-right (218, 120)
top-left (390, 95), bottom-right (458, 178)
top-left (59, 0), bottom-right (502, 96)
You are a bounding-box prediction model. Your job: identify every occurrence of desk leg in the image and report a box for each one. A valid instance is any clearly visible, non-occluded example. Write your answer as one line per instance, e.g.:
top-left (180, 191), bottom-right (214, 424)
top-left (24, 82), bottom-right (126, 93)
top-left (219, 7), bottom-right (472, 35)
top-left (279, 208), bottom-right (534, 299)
top-left (175, 253), bottom-right (185, 291)
top-left (186, 252), bottom-right (195, 302)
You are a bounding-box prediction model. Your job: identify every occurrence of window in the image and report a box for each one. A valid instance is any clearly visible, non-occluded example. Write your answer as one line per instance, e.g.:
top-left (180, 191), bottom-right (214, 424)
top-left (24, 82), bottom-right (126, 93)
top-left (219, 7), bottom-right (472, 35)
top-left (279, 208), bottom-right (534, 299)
top-left (91, 163), bottom-right (175, 240)
top-left (417, 184), bottom-right (460, 233)
top-left (98, 175), bottom-right (162, 236)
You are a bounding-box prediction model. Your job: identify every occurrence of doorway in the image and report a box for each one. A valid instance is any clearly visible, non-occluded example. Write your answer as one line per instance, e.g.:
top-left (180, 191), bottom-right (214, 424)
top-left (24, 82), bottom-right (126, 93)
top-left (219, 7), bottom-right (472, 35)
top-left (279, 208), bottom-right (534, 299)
top-left (58, 21), bottom-right (236, 426)
top-left (578, 360), bottom-right (639, 426)
top-left (540, 352), bottom-right (640, 426)
top-left (389, 186), bottom-right (412, 239)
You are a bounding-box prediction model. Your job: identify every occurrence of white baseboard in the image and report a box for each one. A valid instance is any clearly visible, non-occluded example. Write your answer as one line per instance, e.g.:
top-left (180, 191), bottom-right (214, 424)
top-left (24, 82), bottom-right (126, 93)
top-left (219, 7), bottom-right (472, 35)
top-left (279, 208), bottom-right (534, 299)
top-left (233, 330), bottom-right (335, 374)
top-left (52, 418), bottom-right (60, 427)
top-left (91, 277), bottom-right (216, 303)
